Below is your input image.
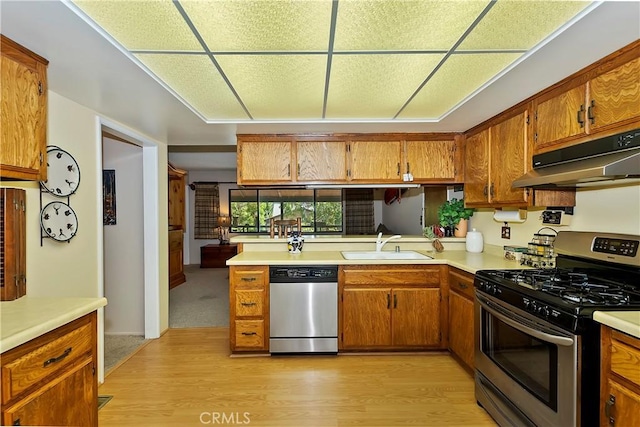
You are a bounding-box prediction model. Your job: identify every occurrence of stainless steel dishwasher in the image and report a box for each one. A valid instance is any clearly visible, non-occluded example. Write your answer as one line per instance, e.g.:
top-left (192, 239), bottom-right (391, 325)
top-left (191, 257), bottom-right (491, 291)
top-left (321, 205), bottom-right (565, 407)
top-left (269, 265), bottom-right (338, 354)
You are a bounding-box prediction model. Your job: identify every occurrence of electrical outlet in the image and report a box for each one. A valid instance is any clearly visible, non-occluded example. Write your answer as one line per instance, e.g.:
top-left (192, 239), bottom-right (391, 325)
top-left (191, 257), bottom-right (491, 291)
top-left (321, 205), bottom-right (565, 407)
top-left (501, 225), bottom-right (511, 239)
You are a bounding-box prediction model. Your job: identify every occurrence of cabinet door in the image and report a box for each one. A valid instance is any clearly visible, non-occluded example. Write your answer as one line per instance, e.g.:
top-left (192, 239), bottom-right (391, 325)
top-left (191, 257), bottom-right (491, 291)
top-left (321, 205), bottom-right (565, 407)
top-left (1, 189), bottom-right (26, 301)
top-left (3, 360), bottom-right (96, 427)
top-left (534, 84), bottom-right (587, 150)
top-left (464, 129), bottom-right (490, 205)
top-left (349, 140), bottom-right (402, 182)
top-left (448, 290), bottom-right (474, 370)
top-left (168, 230), bottom-right (185, 288)
top-left (341, 287), bottom-right (391, 348)
top-left (168, 166), bottom-right (186, 229)
top-left (405, 140), bottom-right (456, 181)
top-left (392, 288), bottom-right (440, 347)
top-left (0, 36), bottom-right (48, 181)
top-left (603, 380), bottom-right (640, 427)
top-left (490, 112), bottom-right (528, 205)
top-left (297, 140), bottom-right (347, 182)
top-left (237, 140), bottom-right (292, 184)
top-left (589, 57), bottom-right (640, 132)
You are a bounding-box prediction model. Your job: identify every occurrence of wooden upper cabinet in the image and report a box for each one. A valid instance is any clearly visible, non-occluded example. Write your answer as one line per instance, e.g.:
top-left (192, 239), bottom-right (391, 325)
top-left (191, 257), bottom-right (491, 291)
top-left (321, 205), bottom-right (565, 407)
top-left (237, 138), bottom-right (293, 184)
top-left (296, 140), bottom-right (347, 182)
top-left (0, 35), bottom-right (48, 181)
top-left (534, 84), bottom-right (588, 150)
top-left (533, 44), bottom-right (640, 154)
top-left (490, 111), bottom-right (528, 205)
top-left (405, 139), bottom-right (458, 182)
top-left (463, 129), bottom-right (490, 205)
top-left (589, 57), bottom-right (640, 133)
top-left (349, 140), bottom-right (402, 182)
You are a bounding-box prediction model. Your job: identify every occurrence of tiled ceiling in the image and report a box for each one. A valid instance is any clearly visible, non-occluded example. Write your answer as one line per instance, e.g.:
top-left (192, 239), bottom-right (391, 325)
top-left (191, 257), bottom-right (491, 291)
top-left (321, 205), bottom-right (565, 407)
top-left (71, 0), bottom-right (592, 123)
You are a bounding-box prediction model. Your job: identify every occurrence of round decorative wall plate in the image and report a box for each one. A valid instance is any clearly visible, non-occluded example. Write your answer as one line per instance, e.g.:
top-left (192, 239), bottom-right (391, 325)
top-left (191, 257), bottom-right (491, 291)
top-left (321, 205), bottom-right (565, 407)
top-left (40, 201), bottom-right (78, 242)
top-left (40, 146), bottom-right (81, 196)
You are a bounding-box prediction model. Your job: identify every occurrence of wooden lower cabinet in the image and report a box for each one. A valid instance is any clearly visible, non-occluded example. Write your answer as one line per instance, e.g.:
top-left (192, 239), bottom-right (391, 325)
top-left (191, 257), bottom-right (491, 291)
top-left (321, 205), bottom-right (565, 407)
top-left (447, 268), bottom-right (475, 372)
top-left (600, 326), bottom-right (640, 427)
top-left (1, 312), bottom-right (98, 426)
top-left (169, 228), bottom-right (185, 289)
top-left (229, 266), bottom-right (269, 353)
top-left (339, 265), bottom-right (445, 351)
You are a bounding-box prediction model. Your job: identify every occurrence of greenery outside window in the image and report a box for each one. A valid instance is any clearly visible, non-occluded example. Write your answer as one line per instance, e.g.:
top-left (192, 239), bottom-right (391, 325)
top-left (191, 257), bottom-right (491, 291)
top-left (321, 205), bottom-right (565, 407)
top-left (229, 189), bottom-right (343, 234)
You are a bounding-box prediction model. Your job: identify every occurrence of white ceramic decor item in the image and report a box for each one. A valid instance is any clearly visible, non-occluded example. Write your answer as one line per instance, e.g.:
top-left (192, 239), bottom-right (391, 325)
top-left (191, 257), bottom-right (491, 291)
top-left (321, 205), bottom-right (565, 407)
top-left (466, 228), bottom-right (484, 253)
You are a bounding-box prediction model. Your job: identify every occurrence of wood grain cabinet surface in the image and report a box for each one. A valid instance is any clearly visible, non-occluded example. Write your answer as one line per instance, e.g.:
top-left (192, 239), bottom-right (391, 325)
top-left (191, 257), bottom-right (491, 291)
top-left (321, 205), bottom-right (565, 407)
top-left (1, 188), bottom-right (26, 301)
top-left (339, 265), bottom-right (445, 351)
top-left (296, 139), bottom-right (348, 182)
top-left (0, 35), bottom-right (48, 181)
top-left (237, 137), bottom-right (293, 185)
top-left (533, 44), bottom-right (640, 154)
top-left (168, 229), bottom-right (185, 289)
top-left (447, 267), bottom-right (475, 372)
top-left (1, 312), bottom-right (98, 427)
top-left (600, 326), bottom-right (640, 427)
top-left (229, 266), bottom-right (269, 353)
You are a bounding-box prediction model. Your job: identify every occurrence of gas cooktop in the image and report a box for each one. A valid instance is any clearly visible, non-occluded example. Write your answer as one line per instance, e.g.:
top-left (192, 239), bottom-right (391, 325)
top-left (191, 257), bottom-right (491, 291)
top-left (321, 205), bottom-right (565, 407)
top-left (479, 268), bottom-right (640, 308)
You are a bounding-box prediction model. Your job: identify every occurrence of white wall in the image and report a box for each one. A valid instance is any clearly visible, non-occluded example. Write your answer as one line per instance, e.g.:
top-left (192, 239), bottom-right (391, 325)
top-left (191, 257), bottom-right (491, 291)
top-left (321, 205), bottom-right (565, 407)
top-left (183, 169), bottom-right (238, 265)
top-left (378, 187), bottom-right (425, 234)
top-left (469, 184), bottom-right (640, 248)
top-left (102, 138), bottom-right (144, 335)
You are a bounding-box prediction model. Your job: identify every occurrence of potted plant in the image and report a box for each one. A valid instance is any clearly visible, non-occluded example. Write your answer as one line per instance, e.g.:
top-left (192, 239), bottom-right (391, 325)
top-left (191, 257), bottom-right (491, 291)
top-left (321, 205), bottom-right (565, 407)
top-left (437, 198), bottom-right (475, 237)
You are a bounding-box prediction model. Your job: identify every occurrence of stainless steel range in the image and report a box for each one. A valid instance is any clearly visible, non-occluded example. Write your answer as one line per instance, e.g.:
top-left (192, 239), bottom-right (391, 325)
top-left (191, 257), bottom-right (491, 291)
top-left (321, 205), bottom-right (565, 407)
top-left (474, 231), bottom-right (640, 427)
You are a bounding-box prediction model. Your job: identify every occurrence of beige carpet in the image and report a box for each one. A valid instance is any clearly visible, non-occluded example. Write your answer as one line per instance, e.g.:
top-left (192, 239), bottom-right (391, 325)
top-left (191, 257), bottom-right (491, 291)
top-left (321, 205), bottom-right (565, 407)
top-left (169, 264), bottom-right (230, 328)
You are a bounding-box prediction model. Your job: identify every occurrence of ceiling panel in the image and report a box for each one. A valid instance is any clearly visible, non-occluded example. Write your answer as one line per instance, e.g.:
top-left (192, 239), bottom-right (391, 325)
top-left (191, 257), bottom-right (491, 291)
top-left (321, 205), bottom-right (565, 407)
top-left (69, 0), bottom-right (600, 123)
top-left (398, 53), bottom-right (521, 119)
top-left (74, 0), bottom-right (202, 51)
top-left (181, 0), bottom-right (333, 52)
top-left (215, 55), bottom-right (327, 120)
top-left (135, 53), bottom-right (248, 119)
top-left (334, 0), bottom-right (492, 51)
top-left (326, 54), bottom-right (444, 119)
top-left (459, 0), bottom-right (591, 50)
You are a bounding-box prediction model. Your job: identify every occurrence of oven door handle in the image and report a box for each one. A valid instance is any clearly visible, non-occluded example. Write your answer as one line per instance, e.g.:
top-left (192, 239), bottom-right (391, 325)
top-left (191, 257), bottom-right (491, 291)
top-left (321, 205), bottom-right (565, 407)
top-left (478, 298), bottom-right (575, 347)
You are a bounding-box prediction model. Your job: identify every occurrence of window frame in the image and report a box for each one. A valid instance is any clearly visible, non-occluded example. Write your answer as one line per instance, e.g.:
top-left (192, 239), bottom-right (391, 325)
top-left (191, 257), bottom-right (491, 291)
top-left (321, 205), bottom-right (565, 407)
top-left (228, 188), bottom-right (343, 235)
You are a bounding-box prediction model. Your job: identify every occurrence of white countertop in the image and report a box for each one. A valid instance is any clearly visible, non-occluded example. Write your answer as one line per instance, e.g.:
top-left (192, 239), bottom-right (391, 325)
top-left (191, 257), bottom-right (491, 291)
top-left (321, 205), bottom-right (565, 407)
top-left (594, 311), bottom-right (640, 339)
top-left (0, 297), bottom-right (107, 353)
top-left (227, 245), bottom-right (526, 274)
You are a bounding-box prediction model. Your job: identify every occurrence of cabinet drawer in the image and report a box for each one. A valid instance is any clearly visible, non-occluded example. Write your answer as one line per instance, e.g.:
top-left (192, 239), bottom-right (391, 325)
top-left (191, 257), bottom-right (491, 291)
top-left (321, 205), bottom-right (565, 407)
top-left (231, 267), bottom-right (267, 287)
top-left (449, 268), bottom-right (475, 300)
top-left (235, 289), bottom-right (264, 317)
top-left (1, 322), bottom-right (92, 403)
top-left (611, 338), bottom-right (640, 388)
top-left (342, 266), bottom-right (440, 286)
top-left (235, 320), bottom-right (265, 348)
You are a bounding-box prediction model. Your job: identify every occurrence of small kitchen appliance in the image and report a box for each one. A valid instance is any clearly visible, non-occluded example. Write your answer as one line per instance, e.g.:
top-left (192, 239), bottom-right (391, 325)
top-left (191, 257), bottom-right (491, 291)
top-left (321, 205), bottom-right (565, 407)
top-left (474, 231), bottom-right (640, 427)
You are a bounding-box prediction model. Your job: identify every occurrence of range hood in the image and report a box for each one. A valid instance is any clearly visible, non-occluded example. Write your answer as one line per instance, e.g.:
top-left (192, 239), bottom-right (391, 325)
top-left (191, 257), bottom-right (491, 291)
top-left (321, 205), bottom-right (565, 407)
top-left (513, 129), bottom-right (640, 188)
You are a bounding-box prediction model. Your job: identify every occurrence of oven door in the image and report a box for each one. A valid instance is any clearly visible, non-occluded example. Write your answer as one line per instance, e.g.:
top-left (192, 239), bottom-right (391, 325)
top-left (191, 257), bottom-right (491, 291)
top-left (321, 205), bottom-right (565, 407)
top-left (475, 290), bottom-right (579, 427)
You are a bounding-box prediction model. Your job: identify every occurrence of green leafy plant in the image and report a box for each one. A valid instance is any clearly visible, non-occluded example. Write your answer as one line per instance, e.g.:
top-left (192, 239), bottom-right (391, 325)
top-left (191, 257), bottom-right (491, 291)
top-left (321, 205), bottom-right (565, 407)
top-left (437, 198), bottom-right (475, 228)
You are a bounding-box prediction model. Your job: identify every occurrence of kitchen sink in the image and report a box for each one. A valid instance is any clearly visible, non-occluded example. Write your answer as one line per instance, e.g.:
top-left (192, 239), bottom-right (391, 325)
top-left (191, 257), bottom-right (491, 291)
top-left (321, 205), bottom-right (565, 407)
top-left (341, 250), bottom-right (432, 260)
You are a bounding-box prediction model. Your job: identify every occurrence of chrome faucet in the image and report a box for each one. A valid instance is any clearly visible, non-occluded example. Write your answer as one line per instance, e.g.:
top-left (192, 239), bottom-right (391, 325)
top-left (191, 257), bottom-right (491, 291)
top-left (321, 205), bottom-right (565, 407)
top-left (376, 232), bottom-right (402, 252)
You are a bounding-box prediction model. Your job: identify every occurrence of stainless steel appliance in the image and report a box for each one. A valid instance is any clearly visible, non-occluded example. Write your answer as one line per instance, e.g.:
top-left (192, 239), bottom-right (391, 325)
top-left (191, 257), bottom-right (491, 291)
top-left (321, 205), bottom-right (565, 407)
top-left (269, 265), bottom-right (338, 353)
top-left (475, 231), bottom-right (640, 427)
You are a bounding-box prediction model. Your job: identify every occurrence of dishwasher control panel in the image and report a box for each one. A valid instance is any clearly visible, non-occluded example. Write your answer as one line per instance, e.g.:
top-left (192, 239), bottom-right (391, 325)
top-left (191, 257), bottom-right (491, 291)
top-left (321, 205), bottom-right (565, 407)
top-left (270, 266), bottom-right (338, 282)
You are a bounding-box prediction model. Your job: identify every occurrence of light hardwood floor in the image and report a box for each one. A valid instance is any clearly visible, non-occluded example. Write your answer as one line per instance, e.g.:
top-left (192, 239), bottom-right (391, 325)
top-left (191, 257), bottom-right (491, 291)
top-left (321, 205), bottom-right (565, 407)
top-left (98, 328), bottom-right (496, 426)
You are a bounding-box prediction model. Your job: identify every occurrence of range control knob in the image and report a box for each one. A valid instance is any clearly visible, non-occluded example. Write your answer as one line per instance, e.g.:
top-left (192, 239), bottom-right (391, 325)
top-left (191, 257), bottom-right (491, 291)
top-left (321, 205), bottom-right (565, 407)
top-left (539, 305), bottom-right (550, 317)
top-left (529, 301), bottom-right (538, 313)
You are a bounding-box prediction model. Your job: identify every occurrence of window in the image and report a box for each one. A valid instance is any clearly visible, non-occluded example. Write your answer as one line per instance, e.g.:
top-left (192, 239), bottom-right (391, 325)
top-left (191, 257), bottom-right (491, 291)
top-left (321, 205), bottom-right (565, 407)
top-left (229, 188), bottom-right (343, 234)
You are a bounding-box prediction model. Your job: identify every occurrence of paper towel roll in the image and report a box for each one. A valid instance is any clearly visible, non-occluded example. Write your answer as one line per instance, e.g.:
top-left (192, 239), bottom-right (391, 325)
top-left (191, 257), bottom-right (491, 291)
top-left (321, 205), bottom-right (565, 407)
top-left (493, 209), bottom-right (527, 223)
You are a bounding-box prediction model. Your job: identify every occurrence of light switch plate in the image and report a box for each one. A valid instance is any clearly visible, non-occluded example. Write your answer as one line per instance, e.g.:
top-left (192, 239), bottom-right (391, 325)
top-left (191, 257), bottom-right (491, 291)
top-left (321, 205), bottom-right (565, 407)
top-left (501, 226), bottom-right (511, 239)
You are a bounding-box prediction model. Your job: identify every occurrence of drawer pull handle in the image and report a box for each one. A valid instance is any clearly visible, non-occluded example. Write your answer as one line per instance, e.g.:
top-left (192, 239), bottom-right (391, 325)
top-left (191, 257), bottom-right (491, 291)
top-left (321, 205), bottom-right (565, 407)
top-left (458, 282), bottom-right (468, 289)
top-left (13, 418), bottom-right (20, 426)
top-left (43, 347), bottom-right (72, 367)
top-left (241, 332), bottom-right (257, 336)
top-left (241, 302), bottom-right (257, 306)
top-left (241, 277), bottom-right (257, 282)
